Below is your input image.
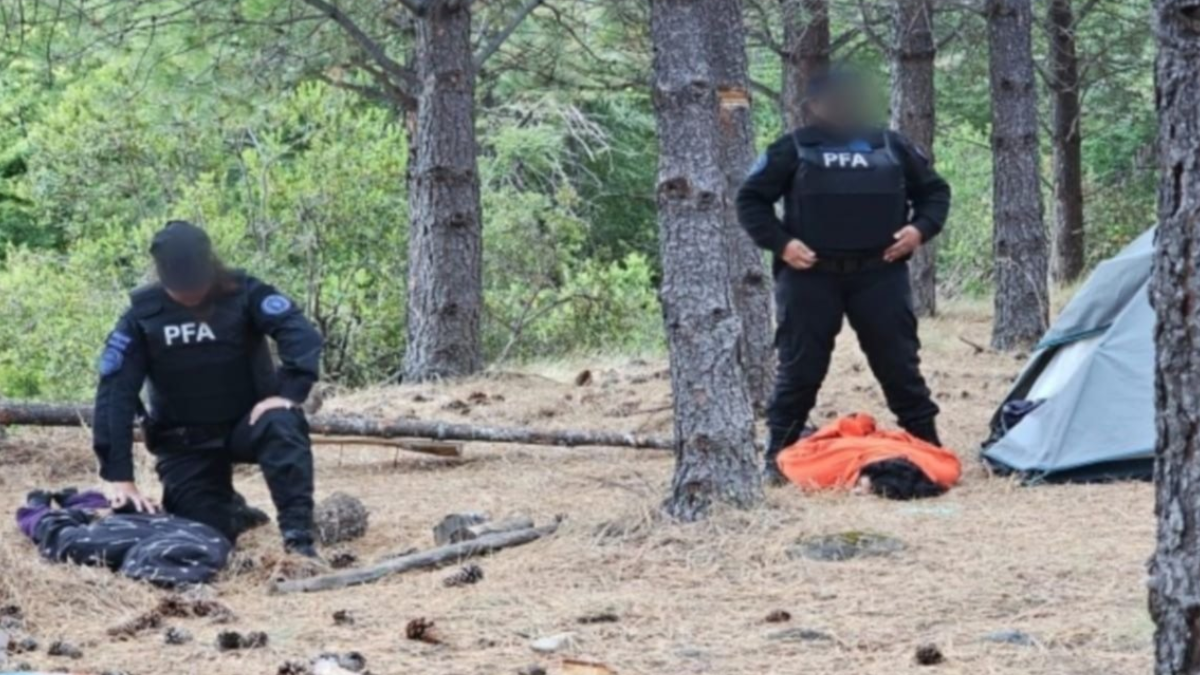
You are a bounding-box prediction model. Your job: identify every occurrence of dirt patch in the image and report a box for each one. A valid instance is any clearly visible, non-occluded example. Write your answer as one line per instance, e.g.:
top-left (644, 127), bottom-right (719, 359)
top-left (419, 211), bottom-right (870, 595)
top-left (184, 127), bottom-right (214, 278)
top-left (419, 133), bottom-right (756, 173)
top-left (0, 304), bottom-right (1154, 674)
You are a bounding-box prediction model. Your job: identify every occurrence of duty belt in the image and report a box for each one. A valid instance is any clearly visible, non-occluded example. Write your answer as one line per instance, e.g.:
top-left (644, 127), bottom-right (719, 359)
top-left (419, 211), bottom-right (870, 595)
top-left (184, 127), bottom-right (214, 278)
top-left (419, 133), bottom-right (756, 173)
top-left (144, 422), bottom-right (232, 451)
top-left (811, 256), bottom-right (891, 274)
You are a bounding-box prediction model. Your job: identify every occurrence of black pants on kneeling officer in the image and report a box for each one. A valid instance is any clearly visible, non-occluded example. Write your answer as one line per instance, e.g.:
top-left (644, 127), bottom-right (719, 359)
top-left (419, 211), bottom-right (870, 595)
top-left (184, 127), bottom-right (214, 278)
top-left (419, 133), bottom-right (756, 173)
top-left (149, 407), bottom-right (316, 554)
top-left (765, 259), bottom-right (941, 476)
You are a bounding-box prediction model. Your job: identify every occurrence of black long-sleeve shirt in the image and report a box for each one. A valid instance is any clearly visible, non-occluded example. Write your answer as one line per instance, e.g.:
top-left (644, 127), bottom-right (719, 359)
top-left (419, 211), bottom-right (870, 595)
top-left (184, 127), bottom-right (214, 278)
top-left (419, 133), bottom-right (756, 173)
top-left (736, 126), bottom-right (951, 259)
top-left (92, 274), bottom-right (322, 482)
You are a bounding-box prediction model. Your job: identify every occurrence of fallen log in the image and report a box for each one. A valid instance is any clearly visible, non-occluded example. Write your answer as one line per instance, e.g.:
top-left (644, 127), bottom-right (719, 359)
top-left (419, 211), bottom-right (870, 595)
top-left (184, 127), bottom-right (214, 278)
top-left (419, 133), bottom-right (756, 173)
top-left (272, 520), bottom-right (562, 594)
top-left (310, 435), bottom-right (463, 458)
top-left (0, 402), bottom-right (673, 451)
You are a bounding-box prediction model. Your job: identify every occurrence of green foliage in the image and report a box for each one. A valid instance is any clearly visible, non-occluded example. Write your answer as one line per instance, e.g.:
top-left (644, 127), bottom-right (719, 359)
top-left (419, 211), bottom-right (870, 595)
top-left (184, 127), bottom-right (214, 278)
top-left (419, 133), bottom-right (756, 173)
top-left (0, 0), bottom-right (1161, 401)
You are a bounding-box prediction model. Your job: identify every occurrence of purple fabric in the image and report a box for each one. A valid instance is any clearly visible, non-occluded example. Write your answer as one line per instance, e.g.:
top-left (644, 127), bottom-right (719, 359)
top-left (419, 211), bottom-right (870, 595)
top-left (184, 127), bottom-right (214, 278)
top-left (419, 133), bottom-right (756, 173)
top-left (16, 490), bottom-right (110, 540)
top-left (16, 504), bottom-right (50, 539)
top-left (61, 490), bottom-right (110, 511)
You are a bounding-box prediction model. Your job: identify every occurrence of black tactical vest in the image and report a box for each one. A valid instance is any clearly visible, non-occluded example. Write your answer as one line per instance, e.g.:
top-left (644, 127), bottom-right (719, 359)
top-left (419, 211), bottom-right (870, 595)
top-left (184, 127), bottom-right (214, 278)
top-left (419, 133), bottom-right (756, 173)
top-left (785, 129), bottom-right (907, 255)
top-left (128, 275), bottom-right (277, 427)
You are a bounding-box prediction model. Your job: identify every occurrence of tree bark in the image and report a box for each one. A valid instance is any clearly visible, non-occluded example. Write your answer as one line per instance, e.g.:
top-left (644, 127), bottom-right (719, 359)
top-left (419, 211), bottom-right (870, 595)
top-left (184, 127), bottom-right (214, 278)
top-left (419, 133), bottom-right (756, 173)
top-left (781, 0), bottom-right (831, 129)
top-left (1047, 0), bottom-right (1086, 283)
top-left (986, 0), bottom-right (1048, 350)
top-left (890, 0), bottom-right (939, 317)
top-left (704, 0), bottom-right (775, 413)
top-left (1149, 2), bottom-right (1200, 673)
top-left (403, 0), bottom-right (484, 381)
top-left (0, 402), bottom-right (674, 450)
top-left (650, 0), bottom-right (763, 522)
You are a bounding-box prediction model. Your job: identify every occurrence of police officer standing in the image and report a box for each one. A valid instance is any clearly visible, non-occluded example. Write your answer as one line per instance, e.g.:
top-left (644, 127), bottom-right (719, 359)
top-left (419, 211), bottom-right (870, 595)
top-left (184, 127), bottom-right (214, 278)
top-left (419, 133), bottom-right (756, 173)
top-left (92, 221), bottom-right (324, 557)
top-left (737, 72), bottom-right (951, 486)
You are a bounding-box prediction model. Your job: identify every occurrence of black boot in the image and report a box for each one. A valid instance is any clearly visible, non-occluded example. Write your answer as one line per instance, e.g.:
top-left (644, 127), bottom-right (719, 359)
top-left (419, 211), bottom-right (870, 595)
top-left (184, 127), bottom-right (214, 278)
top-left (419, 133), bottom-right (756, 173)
top-left (762, 429), bottom-right (797, 488)
top-left (230, 492), bottom-right (271, 538)
top-left (282, 530), bottom-right (322, 560)
top-left (905, 418), bottom-right (942, 447)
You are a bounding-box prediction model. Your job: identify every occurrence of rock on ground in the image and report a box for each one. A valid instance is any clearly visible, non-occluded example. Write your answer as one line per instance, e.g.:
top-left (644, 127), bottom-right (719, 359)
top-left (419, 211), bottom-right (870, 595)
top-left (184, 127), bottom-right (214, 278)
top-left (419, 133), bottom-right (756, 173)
top-left (314, 493), bottom-right (370, 546)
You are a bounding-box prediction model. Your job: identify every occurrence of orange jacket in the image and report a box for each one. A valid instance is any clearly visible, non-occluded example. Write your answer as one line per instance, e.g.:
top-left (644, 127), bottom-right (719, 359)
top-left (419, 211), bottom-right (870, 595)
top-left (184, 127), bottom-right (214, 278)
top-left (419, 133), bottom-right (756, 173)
top-left (777, 414), bottom-right (962, 490)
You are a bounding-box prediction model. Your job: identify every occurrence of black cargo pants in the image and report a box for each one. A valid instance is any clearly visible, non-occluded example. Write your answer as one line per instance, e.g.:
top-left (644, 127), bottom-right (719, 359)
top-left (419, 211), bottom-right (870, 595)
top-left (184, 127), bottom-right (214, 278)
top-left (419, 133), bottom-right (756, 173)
top-left (150, 408), bottom-right (315, 545)
top-left (766, 261), bottom-right (939, 460)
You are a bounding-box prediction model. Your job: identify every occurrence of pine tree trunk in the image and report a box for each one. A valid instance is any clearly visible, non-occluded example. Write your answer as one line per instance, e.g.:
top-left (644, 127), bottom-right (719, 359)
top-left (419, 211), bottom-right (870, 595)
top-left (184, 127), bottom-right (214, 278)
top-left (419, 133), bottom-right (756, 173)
top-left (890, 0), bottom-right (938, 317)
top-left (1149, 2), bottom-right (1200, 672)
top-left (1047, 0), bottom-right (1086, 283)
top-left (986, 0), bottom-right (1048, 350)
top-left (403, 0), bottom-right (484, 381)
top-left (705, 0), bottom-right (775, 413)
top-left (781, 0), bottom-right (830, 129)
top-left (650, 0), bottom-right (763, 521)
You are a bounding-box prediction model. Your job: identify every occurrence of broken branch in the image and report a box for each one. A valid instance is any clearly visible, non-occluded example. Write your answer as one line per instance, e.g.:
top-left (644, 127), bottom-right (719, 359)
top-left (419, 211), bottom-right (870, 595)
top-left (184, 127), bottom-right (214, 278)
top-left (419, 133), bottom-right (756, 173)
top-left (0, 402), bottom-right (674, 451)
top-left (272, 520), bottom-right (561, 593)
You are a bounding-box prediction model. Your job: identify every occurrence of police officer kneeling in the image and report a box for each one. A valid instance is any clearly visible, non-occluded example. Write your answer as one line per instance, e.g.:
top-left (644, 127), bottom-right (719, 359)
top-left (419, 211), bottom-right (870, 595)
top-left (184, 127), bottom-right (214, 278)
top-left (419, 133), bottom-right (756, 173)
top-left (92, 221), bottom-right (324, 557)
top-left (737, 71), bottom-right (951, 486)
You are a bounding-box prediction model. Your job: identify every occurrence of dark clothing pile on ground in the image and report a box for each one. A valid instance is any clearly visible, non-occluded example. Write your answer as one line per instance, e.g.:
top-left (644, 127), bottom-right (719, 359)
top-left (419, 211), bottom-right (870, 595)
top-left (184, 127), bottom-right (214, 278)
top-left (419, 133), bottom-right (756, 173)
top-left (15, 489), bottom-right (232, 587)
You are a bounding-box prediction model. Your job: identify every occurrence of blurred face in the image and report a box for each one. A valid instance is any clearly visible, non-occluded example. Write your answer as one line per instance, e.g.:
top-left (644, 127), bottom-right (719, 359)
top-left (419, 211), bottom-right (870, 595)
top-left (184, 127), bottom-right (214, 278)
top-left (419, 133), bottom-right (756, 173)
top-left (166, 284), bottom-right (213, 308)
top-left (808, 83), bottom-right (878, 129)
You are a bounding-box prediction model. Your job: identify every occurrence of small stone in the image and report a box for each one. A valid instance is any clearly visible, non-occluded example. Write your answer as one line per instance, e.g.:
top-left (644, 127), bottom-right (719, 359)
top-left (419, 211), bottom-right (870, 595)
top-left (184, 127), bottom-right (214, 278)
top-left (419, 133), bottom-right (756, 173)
top-left (47, 640), bottom-right (83, 659)
top-left (278, 661), bottom-right (311, 675)
top-left (433, 512), bottom-right (490, 546)
top-left (576, 611), bottom-right (620, 625)
top-left (0, 605), bottom-right (22, 619)
top-left (314, 493), bottom-right (370, 546)
top-left (765, 609), bottom-right (792, 623)
top-left (332, 610), bottom-right (356, 626)
top-left (216, 630), bottom-right (268, 651)
top-left (518, 665), bottom-right (547, 675)
top-left (915, 643), bottom-right (945, 665)
top-left (787, 531), bottom-right (906, 562)
top-left (330, 651), bottom-right (366, 672)
top-left (530, 633), bottom-right (576, 653)
top-left (164, 626), bottom-right (193, 645)
top-left (983, 630), bottom-right (1037, 647)
top-left (15, 636), bottom-right (38, 653)
top-left (768, 627), bottom-right (833, 643)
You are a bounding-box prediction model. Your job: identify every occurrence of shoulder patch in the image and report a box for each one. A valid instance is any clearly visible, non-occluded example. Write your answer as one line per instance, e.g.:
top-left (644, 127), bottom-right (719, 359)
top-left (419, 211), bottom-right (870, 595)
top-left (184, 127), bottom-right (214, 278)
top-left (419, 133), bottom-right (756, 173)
top-left (98, 347), bottom-right (124, 377)
top-left (747, 153), bottom-right (768, 178)
top-left (261, 294), bottom-right (292, 316)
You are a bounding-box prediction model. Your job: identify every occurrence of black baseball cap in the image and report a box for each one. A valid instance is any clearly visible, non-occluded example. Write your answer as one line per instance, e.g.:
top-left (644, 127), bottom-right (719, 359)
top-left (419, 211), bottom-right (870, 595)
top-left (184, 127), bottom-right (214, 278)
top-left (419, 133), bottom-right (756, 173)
top-left (150, 221), bottom-right (215, 293)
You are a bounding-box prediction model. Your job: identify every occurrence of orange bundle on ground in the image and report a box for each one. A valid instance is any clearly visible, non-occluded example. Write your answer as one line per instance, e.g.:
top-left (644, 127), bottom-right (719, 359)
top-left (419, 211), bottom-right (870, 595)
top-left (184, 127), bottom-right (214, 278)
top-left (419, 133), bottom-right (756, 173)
top-left (777, 413), bottom-right (962, 494)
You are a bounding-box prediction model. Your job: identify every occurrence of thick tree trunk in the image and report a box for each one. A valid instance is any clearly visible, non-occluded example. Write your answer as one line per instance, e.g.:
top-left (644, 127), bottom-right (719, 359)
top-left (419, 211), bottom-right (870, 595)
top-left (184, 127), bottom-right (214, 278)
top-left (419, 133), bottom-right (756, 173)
top-left (986, 0), bottom-right (1048, 350)
top-left (1047, 0), bottom-right (1086, 283)
top-left (403, 0), bottom-right (484, 381)
top-left (650, 0), bottom-right (763, 521)
top-left (705, 0), bottom-right (775, 413)
top-left (1148, 2), bottom-right (1200, 673)
top-left (890, 0), bottom-right (938, 317)
top-left (781, 0), bottom-right (831, 129)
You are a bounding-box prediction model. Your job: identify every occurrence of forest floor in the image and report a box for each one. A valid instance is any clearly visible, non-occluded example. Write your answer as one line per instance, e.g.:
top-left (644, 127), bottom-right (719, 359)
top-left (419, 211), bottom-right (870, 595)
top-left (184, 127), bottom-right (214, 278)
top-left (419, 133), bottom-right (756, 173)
top-left (0, 301), bottom-right (1154, 675)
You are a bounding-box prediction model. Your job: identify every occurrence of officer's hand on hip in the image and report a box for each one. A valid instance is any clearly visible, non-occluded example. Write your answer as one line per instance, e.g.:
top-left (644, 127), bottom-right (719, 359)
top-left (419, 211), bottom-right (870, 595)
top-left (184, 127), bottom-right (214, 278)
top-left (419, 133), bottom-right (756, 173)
top-left (250, 396), bottom-right (297, 425)
top-left (884, 225), bottom-right (924, 262)
top-left (782, 239), bottom-right (818, 270)
top-left (107, 481), bottom-right (160, 513)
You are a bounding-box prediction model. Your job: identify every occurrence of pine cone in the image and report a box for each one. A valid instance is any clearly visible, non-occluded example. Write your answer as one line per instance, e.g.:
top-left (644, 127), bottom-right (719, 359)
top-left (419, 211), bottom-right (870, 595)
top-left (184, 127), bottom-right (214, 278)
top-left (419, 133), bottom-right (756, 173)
top-left (442, 564), bottom-right (484, 588)
top-left (405, 617), bottom-right (441, 644)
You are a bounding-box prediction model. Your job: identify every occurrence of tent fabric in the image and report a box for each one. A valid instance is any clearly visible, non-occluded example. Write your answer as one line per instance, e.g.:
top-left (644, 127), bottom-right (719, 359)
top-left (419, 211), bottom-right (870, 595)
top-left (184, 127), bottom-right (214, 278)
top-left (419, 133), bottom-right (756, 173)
top-left (778, 413), bottom-right (962, 490)
top-left (983, 228), bottom-right (1156, 481)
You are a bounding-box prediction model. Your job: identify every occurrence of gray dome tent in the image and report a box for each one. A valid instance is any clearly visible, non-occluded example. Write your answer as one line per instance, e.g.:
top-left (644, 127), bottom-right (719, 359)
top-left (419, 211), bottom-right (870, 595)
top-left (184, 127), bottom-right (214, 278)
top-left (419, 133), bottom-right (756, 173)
top-left (983, 228), bottom-right (1155, 482)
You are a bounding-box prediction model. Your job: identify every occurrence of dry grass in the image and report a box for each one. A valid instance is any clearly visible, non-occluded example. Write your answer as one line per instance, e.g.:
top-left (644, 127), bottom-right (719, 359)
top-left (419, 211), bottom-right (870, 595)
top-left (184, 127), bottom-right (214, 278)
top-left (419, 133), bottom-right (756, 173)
top-left (0, 305), bottom-right (1154, 675)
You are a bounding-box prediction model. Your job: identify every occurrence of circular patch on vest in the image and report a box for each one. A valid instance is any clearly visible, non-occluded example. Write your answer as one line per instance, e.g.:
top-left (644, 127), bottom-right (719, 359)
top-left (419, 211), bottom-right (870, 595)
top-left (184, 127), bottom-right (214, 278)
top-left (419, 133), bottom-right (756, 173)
top-left (98, 347), bottom-right (124, 377)
top-left (261, 294), bottom-right (292, 316)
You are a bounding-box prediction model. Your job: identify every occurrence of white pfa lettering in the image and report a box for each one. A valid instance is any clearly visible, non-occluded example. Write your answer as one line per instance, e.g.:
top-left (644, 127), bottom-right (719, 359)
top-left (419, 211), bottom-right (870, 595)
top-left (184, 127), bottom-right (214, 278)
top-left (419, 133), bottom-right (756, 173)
top-left (822, 152), bottom-right (871, 169)
top-left (164, 322), bottom-right (216, 346)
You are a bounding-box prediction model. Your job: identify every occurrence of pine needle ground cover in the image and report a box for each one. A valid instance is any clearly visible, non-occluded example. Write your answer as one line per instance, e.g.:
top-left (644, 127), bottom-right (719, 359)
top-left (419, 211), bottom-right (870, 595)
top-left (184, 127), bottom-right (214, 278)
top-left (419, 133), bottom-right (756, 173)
top-left (0, 307), bottom-right (1151, 675)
